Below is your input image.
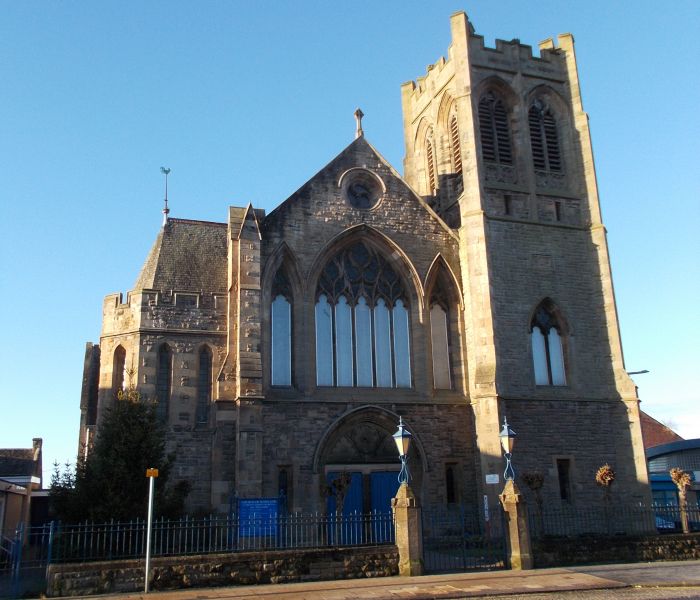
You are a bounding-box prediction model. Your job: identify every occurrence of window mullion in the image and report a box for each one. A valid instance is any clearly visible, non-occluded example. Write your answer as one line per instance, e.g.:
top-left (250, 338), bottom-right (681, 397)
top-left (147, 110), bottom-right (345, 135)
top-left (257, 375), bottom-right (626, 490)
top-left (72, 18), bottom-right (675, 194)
top-left (389, 304), bottom-right (397, 388)
top-left (544, 332), bottom-right (553, 385)
top-left (331, 300), bottom-right (338, 387)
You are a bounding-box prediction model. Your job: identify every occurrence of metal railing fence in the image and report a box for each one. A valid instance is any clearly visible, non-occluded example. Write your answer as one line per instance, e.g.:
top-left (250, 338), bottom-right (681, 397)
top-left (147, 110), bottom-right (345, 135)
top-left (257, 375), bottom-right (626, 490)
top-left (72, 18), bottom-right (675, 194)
top-left (40, 510), bottom-right (395, 564)
top-left (421, 504), bottom-right (506, 572)
top-left (528, 503), bottom-right (700, 539)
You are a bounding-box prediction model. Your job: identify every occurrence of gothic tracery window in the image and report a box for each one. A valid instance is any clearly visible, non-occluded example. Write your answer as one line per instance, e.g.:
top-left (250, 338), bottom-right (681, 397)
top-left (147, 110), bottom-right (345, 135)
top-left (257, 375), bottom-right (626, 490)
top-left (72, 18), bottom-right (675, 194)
top-left (271, 268), bottom-right (292, 386)
top-left (315, 242), bottom-right (411, 388)
top-left (530, 301), bottom-right (567, 386)
top-left (529, 100), bottom-right (561, 171)
top-left (478, 92), bottom-right (512, 165)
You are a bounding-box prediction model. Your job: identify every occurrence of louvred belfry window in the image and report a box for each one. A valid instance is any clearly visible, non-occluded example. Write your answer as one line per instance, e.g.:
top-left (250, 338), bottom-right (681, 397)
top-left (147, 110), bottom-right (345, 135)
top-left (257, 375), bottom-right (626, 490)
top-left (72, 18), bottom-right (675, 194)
top-left (478, 92), bottom-right (512, 164)
top-left (450, 115), bottom-right (462, 178)
top-left (315, 242), bottom-right (411, 388)
top-left (529, 100), bottom-right (561, 171)
top-left (426, 136), bottom-right (437, 194)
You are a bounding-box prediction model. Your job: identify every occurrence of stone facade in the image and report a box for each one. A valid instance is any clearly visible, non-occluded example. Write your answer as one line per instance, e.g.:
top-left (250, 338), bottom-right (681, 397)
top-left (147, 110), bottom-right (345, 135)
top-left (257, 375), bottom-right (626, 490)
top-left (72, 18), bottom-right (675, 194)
top-left (79, 11), bottom-right (650, 518)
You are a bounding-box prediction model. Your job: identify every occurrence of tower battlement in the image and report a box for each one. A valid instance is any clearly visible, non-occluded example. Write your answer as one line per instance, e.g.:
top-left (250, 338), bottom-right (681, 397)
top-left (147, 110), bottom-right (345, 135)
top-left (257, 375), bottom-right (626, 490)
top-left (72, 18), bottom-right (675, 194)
top-left (402, 13), bottom-right (570, 106)
top-left (101, 288), bottom-right (226, 338)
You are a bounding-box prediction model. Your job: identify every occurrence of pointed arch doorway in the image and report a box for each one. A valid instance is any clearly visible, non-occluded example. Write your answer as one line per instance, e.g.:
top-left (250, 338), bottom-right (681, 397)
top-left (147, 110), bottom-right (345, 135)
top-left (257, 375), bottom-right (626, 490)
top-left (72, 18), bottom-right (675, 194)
top-left (317, 408), bottom-right (423, 517)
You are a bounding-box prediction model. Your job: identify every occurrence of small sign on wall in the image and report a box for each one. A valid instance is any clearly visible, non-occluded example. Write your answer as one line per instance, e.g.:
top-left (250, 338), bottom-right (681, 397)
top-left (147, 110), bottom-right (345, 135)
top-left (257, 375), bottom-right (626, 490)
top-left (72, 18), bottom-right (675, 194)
top-left (238, 498), bottom-right (280, 537)
top-left (483, 494), bottom-right (490, 522)
top-left (485, 473), bottom-right (499, 485)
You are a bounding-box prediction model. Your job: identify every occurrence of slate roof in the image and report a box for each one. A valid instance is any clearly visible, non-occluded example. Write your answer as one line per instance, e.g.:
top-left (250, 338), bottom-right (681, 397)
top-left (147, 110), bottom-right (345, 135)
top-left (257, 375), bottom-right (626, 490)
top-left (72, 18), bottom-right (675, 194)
top-left (133, 218), bottom-right (228, 293)
top-left (0, 449), bottom-right (38, 478)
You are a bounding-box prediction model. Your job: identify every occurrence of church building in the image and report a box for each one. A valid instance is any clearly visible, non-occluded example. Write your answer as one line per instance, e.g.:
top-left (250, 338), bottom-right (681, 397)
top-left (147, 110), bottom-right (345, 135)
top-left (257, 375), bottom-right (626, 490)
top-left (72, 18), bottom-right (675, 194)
top-left (79, 11), bottom-right (650, 517)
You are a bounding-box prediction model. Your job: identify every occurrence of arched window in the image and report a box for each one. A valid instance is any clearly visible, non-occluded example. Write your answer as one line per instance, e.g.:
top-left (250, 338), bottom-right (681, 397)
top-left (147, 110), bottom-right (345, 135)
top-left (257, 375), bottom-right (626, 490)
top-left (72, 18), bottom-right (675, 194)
top-left (112, 345), bottom-right (127, 395)
top-left (315, 242), bottom-right (411, 388)
top-left (478, 92), bottom-right (512, 164)
top-left (271, 268), bottom-right (292, 386)
top-left (196, 346), bottom-right (212, 424)
top-left (425, 133), bottom-right (437, 195)
top-left (429, 286), bottom-right (451, 390)
top-left (529, 100), bottom-right (561, 171)
top-left (156, 344), bottom-right (172, 422)
top-left (530, 301), bottom-right (567, 386)
top-left (449, 114), bottom-right (462, 178)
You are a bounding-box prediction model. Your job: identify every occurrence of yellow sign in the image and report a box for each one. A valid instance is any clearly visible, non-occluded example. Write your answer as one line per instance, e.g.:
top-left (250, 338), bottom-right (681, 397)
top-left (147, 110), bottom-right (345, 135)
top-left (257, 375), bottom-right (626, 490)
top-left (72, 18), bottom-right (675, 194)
top-left (146, 468), bottom-right (159, 478)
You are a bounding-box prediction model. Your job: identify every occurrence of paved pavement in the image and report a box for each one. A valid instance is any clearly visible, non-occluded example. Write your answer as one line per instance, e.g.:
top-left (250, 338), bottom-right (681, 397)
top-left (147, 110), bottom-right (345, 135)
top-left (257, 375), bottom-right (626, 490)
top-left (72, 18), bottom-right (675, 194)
top-left (64, 561), bottom-right (700, 600)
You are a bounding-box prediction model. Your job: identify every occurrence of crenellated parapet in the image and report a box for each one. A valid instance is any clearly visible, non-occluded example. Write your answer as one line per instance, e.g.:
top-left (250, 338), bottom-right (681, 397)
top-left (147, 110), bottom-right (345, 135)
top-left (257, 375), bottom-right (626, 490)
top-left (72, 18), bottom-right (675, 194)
top-left (402, 22), bottom-right (567, 108)
top-left (402, 11), bottom-right (594, 228)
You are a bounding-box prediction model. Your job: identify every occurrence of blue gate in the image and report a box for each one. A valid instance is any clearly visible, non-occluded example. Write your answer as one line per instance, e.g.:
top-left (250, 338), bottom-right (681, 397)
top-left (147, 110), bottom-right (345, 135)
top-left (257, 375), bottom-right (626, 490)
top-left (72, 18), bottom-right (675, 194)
top-left (0, 523), bottom-right (54, 599)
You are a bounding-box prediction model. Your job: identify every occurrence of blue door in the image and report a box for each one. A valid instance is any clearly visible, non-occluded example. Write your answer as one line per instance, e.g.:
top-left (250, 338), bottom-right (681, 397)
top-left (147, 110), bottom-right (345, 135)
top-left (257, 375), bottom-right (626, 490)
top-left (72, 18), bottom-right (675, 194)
top-left (327, 472), bottom-right (363, 544)
top-left (370, 471), bottom-right (400, 513)
top-left (326, 471), bottom-right (363, 515)
top-left (370, 471), bottom-right (400, 542)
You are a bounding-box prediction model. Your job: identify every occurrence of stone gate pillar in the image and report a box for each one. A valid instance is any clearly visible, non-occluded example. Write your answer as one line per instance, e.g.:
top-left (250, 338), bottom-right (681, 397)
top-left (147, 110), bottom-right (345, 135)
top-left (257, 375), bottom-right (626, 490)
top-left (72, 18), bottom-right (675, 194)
top-left (391, 483), bottom-right (423, 576)
top-left (499, 480), bottom-right (533, 570)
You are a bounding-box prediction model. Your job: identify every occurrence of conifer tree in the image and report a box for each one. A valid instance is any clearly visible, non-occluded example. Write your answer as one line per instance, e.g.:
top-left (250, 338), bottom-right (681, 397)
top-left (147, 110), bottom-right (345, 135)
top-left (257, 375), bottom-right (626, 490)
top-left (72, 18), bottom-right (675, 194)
top-left (51, 382), bottom-right (189, 522)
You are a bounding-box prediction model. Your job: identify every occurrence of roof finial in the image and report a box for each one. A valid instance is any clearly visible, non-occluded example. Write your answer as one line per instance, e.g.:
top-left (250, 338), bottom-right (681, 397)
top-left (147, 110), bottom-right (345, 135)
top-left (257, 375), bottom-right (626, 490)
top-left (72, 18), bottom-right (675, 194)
top-left (354, 108), bottom-right (364, 139)
top-left (160, 167), bottom-right (171, 226)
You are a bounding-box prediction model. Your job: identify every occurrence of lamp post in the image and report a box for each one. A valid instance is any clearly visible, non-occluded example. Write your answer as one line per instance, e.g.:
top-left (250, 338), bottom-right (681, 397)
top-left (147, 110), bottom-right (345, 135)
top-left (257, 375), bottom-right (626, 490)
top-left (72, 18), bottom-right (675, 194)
top-left (499, 417), bottom-right (516, 481)
top-left (144, 467), bottom-right (158, 593)
top-left (393, 416), bottom-right (413, 484)
top-left (497, 416), bottom-right (533, 570)
top-left (390, 416), bottom-right (423, 576)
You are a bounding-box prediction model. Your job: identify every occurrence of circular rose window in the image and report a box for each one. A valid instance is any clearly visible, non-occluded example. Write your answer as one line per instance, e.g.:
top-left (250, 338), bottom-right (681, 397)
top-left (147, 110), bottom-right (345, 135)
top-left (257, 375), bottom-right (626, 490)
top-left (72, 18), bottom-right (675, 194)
top-left (339, 168), bottom-right (384, 210)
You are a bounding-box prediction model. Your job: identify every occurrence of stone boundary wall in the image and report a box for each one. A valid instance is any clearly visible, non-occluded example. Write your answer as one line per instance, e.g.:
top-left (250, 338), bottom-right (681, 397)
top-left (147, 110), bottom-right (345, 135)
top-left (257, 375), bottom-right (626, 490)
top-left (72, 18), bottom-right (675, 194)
top-left (534, 533), bottom-right (700, 567)
top-left (46, 545), bottom-right (398, 597)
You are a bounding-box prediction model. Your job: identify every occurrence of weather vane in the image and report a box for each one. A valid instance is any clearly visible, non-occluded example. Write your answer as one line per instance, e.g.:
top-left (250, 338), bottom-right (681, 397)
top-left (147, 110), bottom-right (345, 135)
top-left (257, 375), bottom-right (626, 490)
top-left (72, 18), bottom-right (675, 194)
top-left (160, 167), bottom-right (171, 226)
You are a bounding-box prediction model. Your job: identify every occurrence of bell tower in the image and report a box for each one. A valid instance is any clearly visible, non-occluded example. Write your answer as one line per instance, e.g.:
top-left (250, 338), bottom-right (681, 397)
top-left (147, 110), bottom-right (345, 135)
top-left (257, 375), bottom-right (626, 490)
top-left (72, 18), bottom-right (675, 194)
top-left (402, 11), bottom-right (649, 511)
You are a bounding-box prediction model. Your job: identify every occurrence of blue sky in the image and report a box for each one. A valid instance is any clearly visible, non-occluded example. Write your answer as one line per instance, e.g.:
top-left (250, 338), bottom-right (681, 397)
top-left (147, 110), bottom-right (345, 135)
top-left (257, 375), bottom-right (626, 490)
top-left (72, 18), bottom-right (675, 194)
top-left (1, 2), bottom-right (698, 483)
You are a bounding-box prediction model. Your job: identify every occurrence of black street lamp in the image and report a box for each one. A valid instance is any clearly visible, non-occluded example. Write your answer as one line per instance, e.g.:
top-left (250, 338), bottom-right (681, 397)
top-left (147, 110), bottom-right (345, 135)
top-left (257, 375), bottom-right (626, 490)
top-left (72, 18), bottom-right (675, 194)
top-left (499, 417), bottom-right (517, 482)
top-left (393, 416), bottom-right (413, 484)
